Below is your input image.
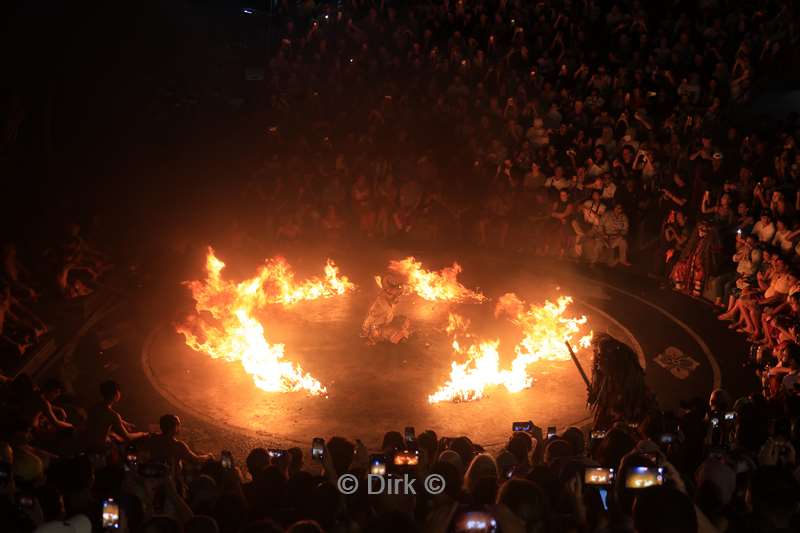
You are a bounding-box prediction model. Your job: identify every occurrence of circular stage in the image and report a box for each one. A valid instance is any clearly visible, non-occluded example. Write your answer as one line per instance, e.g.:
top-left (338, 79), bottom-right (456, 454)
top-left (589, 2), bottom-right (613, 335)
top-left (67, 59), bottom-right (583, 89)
top-left (142, 256), bottom-right (648, 449)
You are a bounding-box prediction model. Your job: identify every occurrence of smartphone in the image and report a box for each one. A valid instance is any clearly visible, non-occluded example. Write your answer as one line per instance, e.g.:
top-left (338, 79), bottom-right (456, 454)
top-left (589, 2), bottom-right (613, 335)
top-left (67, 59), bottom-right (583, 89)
top-left (102, 498), bottom-right (120, 529)
top-left (452, 510), bottom-right (498, 533)
top-left (628, 422), bottom-right (639, 430)
top-left (312, 437), bottom-right (325, 461)
top-left (591, 429), bottom-right (607, 440)
top-left (585, 467), bottom-right (615, 485)
top-left (268, 449), bottom-right (287, 460)
top-left (512, 421), bottom-right (533, 432)
top-left (625, 466), bottom-right (664, 489)
top-left (221, 450), bottom-right (234, 469)
top-left (660, 433), bottom-right (675, 444)
top-left (724, 412), bottom-right (736, 422)
top-left (404, 426), bottom-right (416, 446)
top-left (710, 417), bottom-right (720, 429)
top-left (369, 454), bottom-right (387, 476)
top-left (393, 449), bottom-right (419, 466)
top-left (546, 426), bottom-right (557, 439)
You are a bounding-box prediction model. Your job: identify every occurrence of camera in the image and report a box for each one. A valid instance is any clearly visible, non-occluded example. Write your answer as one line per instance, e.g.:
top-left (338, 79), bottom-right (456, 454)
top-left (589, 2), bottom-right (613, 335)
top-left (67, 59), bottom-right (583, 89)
top-left (546, 426), bottom-right (557, 439)
top-left (724, 412), bottom-right (737, 422)
top-left (312, 437), bottom-right (325, 461)
top-left (625, 466), bottom-right (664, 489)
top-left (584, 467), bottom-right (615, 485)
top-left (591, 429), bottom-right (607, 440)
top-left (660, 433), bottom-right (676, 444)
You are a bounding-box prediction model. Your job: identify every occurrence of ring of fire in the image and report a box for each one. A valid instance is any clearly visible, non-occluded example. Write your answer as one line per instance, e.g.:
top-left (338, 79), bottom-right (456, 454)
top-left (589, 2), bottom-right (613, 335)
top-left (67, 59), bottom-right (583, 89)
top-left (175, 249), bottom-right (594, 405)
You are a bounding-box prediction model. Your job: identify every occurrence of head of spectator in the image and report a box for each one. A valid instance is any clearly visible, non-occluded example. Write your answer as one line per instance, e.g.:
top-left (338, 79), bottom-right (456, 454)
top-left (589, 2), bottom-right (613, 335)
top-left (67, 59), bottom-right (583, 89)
top-left (449, 436), bottom-right (476, 468)
top-left (287, 447), bottom-right (303, 477)
top-left (708, 389), bottom-right (732, 414)
top-left (325, 437), bottom-right (355, 477)
top-left (506, 431), bottom-right (534, 466)
top-left (158, 414), bottom-right (181, 437)
top-left (417, 430), bottom-right (437, 466)
top-left (497, 478), bottom-right (549, 533)
top-left (561, 427), bottom-right (585, 455)
top-left (430, 460), bottom-right (462, 501)
top-left (694, 457), bottom-right (736, 520)
top-left (464, 453), bottom-right (498, 494)
top-left (543, 438), bottom-right (574, 466)
top-left (633, 486), bottom-right (698, 533)
top-left (381, 431), bottom-right (404, 454)
top-left (41, 378), bottom-right (64, 404)
top-left (438, 450), bottom-right (464, 477)
top-left (245, 448), bottom-right (269, 481)
top-left (99, 380), bottom-right (121, 406)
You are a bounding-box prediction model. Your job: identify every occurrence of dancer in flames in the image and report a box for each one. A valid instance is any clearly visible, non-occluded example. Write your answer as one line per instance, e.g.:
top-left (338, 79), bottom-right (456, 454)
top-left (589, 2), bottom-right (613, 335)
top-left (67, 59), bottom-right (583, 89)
top-left (361, 274), bottom-right (412, 345)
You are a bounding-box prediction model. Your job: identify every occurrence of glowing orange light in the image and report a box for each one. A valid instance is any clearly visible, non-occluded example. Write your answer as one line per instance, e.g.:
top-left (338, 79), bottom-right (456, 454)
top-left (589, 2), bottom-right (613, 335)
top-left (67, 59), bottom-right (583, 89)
top-left (176, 248), bottom-right (355, 395)
top-left (429, 293), bottom-right (592, 403)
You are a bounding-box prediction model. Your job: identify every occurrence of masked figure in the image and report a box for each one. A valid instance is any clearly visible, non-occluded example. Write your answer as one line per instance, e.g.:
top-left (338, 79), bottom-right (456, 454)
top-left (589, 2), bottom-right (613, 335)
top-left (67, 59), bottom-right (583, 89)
top-left (669, 220), bottom-right (721, 297)
top-left (588, 333), bottom-right (656, 428)
top-left (361, 274), bottom-right (412, 345)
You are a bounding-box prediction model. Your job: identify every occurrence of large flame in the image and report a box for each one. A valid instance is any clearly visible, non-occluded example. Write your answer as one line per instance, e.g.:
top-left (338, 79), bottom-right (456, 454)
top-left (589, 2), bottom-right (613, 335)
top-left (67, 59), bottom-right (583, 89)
top-left (387, 257), bottom-right (486, 303)
top-left (428, 293), bottom-right (592, 403)
top-left (176, 248), bottom-right (355, 395)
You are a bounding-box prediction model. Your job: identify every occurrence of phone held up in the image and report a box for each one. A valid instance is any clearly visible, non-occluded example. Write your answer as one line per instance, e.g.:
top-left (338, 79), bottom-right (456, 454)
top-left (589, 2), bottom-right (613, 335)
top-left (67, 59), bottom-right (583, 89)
top-left (102, 498), bottom-right (121, 530)
top-left (312, 437), bottom-right (325, 461)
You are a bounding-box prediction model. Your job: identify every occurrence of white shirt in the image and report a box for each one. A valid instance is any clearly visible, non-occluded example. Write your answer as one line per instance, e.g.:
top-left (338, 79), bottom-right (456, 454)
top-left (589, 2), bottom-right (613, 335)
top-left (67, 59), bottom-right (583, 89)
top-left (773, 229), bottom-right (795, 252)
top-left (602, 182), bottom-right (617, 200)
top-left (545, 176), bottom-right (573, 190)
top-left (753, 220), bottom-right (776, 243)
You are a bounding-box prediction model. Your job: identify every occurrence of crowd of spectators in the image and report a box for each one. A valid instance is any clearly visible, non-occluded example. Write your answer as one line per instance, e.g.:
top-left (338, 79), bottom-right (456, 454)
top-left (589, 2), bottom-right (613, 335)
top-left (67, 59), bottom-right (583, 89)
top-left (0, 359), bottom-right (798, 533)
top-left (0, 225), bottom-right (112, 369)
top-left (2, 0), bottom-right (800, 531)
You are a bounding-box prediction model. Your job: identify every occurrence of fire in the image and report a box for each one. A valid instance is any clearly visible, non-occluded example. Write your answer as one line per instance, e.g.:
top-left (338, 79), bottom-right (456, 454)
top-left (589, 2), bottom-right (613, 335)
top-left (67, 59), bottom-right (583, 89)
top-left (387, 257), bottom-right (486, 303)
top-left (176, 248), bottom-right (355, 395)
top-left (428, 293), bottom-right (592, 403)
